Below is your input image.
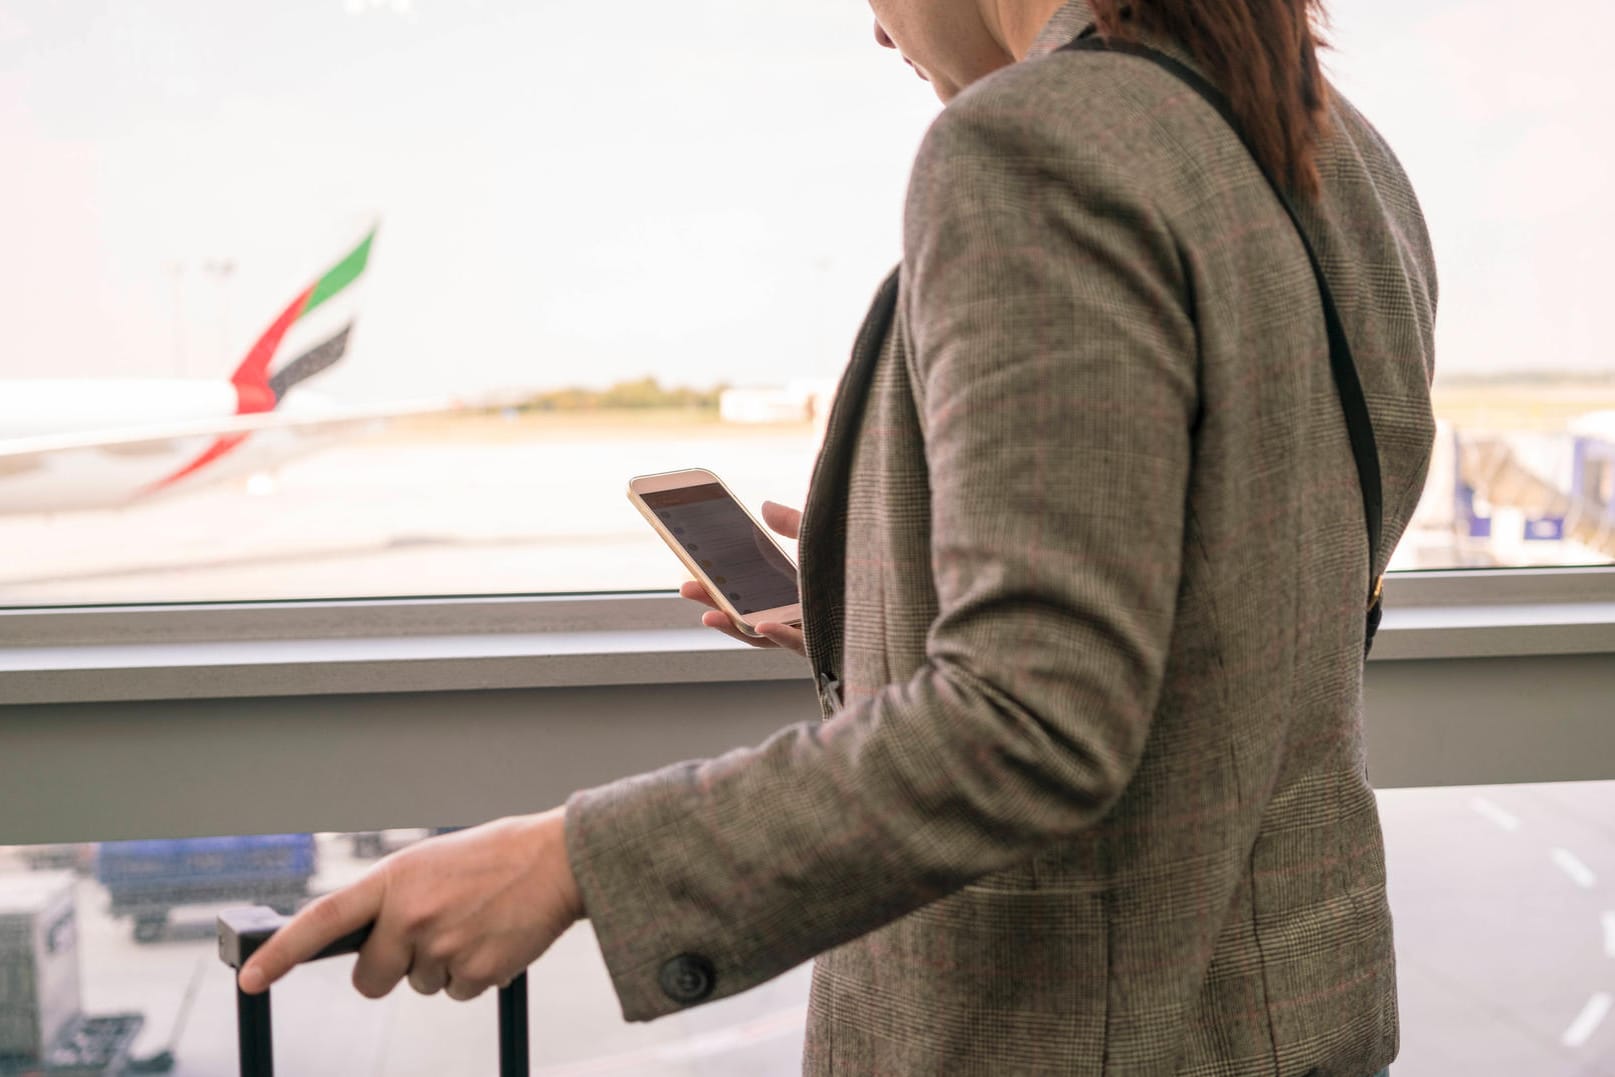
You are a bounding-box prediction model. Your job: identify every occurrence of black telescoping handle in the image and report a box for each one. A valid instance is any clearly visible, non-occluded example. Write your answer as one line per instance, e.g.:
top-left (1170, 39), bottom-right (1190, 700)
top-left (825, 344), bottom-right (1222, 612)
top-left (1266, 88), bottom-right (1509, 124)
top-left (218, 906), bottom-right (530, 1077)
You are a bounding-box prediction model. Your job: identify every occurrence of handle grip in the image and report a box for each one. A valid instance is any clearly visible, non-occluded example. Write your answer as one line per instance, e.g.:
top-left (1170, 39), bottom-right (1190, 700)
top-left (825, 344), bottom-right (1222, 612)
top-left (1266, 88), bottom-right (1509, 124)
top-left (217, 906), bottom-right (529, 1077)
top-left (218, 905), bottom-right (373, 970)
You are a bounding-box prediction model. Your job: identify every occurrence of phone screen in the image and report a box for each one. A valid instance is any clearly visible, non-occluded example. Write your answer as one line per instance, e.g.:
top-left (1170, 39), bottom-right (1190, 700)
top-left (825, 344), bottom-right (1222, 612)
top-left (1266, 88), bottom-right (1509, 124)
top-left (641, 483), bottom-right (799, 615)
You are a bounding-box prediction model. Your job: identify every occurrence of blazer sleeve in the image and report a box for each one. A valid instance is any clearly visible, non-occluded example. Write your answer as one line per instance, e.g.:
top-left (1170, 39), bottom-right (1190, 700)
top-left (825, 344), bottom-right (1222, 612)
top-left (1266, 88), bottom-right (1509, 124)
top-left (564, 83), bottom-right (1199, 1022)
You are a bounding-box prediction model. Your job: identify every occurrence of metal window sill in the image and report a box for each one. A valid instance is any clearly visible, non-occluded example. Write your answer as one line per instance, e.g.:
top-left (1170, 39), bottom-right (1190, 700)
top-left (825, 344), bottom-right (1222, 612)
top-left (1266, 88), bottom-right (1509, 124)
top-left (2, 593), bottom-right (1614, 706)
top-left (1369, 602), bottom-right (1615, 661)
top-left (0, 628), bottom-right (809, 706)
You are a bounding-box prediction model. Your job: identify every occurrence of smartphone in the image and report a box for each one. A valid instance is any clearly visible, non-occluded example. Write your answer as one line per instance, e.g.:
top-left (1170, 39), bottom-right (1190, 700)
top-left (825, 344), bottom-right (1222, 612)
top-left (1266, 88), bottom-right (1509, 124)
top-left (627, 468), bottom-right (803, 636)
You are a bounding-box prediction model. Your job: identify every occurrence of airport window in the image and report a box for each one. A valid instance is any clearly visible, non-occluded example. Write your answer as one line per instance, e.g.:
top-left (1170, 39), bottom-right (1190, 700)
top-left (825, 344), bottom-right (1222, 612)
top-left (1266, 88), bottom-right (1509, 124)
top-left (1, 0), bottom-right (1611, 609)
top-left (0, 1), bottom-right (935, 606)
top-left (5, 8), bottom-right (1615, 1076)
top-left (1327, 2), bottom-right (1615, 574)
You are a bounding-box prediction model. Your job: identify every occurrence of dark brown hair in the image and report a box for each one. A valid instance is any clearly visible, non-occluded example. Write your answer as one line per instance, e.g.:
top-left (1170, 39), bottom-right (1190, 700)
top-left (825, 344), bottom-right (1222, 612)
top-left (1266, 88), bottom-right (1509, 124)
top-left (1089, 0), bottom-right (1331, 197)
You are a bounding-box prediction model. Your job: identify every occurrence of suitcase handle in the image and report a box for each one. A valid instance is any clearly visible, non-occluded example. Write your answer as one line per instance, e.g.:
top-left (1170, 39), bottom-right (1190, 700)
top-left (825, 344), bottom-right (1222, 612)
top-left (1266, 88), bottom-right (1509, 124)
top-left (218, 906), bottom-right (529, 1077)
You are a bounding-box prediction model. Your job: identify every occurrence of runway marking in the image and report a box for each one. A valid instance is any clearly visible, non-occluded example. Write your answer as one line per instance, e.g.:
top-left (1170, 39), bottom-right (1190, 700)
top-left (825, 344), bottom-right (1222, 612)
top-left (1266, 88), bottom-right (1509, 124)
top-left (535, 1003), bottom-right (807, 1075)
top-left (1603, 911), bottom-right (1615, 958)
top-left (1551, 847), bottom-right (1599, 890)
top-left (1562, 992), bottom-right (1613, 1048)
top-left (1469, 796), bottom-right (1522, 832)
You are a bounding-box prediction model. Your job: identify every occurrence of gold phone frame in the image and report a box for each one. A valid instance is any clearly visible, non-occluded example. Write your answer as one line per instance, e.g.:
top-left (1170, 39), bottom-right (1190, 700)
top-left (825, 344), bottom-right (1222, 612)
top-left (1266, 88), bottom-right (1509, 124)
top-left (626, 468), bottom-right (803, 636)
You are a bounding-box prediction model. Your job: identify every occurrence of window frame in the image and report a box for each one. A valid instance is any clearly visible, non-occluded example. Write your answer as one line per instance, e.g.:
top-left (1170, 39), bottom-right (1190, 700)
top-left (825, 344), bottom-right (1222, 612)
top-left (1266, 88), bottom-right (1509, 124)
top-left (6, 565), bottom-right (1614, 641)
top-left (3, 567), bottom-right (1615, 707)
top-left (4, 568), bottom-right (1615, 844)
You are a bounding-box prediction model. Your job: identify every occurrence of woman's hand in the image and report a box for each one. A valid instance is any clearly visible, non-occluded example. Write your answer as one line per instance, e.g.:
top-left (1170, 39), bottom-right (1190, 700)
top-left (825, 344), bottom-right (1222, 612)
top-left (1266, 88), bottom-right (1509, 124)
top-left (238, 809), bottom-right (583, 1002)
top-left (679, 500), bottom-right (807, 659)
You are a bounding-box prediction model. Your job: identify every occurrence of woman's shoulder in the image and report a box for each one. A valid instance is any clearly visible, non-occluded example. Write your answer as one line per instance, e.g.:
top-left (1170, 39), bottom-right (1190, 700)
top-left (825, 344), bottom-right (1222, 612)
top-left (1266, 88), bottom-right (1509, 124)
top-left (919, 46), bottom-right (1424, 243)
top-left (929, 46), bottom-right (1157, 147)
top-left (911, 47), bottom-right (1213, 213)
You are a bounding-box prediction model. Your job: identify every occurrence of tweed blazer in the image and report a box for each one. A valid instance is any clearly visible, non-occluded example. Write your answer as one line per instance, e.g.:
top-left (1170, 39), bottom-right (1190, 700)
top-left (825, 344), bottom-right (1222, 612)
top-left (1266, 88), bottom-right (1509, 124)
top-left (566, 3), bottom-right (1438, 1074)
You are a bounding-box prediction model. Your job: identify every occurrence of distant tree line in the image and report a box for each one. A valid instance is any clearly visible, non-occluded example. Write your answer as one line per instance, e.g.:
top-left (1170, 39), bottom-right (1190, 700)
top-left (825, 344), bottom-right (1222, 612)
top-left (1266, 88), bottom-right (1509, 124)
top-left (1437, 370), bottom-right (1615, 387)
top-left (520, 377), bottom-right (726, 411)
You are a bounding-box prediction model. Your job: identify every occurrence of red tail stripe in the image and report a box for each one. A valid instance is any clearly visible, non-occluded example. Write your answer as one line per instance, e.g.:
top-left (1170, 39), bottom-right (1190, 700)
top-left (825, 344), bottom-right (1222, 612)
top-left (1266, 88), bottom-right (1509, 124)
top-left (230, 284), bottom-right (315, 414)
top-left (146, 432), bottom-right (251, 492)
top-left (144, 283), bottom-right (315, 493)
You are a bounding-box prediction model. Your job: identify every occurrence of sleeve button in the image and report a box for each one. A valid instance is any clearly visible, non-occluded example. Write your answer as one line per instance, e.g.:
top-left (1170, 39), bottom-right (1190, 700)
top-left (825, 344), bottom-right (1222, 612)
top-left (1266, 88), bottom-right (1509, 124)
top-left (658, 953), bottom-right (716, 1003)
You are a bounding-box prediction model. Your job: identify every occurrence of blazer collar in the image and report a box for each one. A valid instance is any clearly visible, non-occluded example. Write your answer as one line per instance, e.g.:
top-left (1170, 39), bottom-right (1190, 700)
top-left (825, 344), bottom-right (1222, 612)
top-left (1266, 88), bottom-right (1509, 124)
top-left (1029, 2), bottom-right (1207, 87)
top-left (1029, 0), bottom-right (1098, 58)
top-left (797, 266), bottom-right (900, 677)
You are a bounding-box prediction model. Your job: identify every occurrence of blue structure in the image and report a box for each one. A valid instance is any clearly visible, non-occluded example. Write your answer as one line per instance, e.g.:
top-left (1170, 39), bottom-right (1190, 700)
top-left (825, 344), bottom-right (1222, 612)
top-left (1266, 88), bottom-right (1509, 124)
top-left (96, 835), bottom-right (317, 943)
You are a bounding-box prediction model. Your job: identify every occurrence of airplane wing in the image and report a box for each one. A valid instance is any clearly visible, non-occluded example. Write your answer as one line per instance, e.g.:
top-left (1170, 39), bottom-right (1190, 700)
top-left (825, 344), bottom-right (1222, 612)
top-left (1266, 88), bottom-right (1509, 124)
top-left (0, 395), bottom-right (526, 466)
top-left (0, 394), bottom-right (528, 515)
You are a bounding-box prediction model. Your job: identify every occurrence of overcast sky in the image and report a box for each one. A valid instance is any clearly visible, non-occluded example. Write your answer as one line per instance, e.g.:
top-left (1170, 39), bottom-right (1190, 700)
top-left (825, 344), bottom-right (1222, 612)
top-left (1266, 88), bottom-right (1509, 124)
top-left (1, 0), bottom-right (1611, 400)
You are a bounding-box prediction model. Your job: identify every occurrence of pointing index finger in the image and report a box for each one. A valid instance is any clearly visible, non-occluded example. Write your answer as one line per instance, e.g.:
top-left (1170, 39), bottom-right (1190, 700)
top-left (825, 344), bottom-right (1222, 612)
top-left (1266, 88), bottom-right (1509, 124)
top-left (239, 875), bottom-right (385, 994)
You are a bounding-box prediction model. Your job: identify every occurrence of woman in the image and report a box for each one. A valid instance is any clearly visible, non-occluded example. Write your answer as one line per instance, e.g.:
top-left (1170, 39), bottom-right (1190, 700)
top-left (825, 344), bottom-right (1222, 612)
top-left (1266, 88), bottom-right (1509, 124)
top-left (245, 2), bottom-right (1434, 1074)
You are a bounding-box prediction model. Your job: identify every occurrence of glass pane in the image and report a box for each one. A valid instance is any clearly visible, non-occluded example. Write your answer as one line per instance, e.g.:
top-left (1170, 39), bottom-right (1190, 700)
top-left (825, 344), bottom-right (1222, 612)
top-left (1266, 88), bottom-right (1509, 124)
top-left (7, 786), bottom-right (1611, 1074)
top-left (1328, 2), bottom-right (1615, 571)
top-left (0, 1), bottom-right (938, 605)
top-left (0, 831), bottom-right (809, 1074)
top-left (6, 0), bottom-right (1613, 606)
top-left (1381, 780), bottom-right (1615, 1073)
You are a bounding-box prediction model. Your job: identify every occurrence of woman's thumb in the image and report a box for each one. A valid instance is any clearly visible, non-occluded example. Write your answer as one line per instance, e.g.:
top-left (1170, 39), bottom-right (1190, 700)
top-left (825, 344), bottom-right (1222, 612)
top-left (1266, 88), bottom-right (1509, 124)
top-left (760, 500), bottom-right (802, 540)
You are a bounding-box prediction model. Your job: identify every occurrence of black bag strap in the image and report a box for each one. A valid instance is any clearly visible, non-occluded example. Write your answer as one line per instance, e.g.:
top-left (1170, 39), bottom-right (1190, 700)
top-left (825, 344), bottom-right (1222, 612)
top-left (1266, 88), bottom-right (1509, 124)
top-left (1061, 32), bottom-right (1386, 655)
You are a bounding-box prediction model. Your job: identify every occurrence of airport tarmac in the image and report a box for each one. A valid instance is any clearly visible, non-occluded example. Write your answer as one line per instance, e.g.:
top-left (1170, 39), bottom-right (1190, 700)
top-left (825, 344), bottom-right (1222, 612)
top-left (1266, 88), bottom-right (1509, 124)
top-left (0, 416), bottom-right (822, 607)
top-left (7, 781), bottom-right (1615, 1075)
top-left (2, 396), bottom-right (1611, 607)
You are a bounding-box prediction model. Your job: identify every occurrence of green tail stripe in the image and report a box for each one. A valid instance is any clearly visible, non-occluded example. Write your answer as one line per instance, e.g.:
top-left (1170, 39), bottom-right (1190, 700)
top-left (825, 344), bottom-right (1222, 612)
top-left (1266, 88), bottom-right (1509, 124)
top-left (303, 228), bottom-right (376, 317)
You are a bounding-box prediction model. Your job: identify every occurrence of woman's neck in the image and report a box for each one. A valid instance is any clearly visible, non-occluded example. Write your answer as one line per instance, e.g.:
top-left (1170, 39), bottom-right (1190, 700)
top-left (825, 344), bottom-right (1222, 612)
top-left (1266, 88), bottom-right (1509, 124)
top-left (984, 0), bottom-right (1069, 60)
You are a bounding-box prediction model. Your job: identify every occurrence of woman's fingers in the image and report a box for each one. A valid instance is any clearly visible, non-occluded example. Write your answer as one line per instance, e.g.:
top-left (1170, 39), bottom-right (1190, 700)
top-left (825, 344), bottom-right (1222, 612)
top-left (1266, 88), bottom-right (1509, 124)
top-left (351, 912), bottom-right (414, 999)
top-left (701, 609), bottom-right (779, 648)
top-left (754, 622), bottom-right (807, 658)
top-left (679, 579), bottom-right (719, 609)
top-left (240, 877), bottom-right (384, 994)
top-left (445, 977), bottom-right (483, 1002)
top-left (699, 612), bottom-right (806, 658)
top-left (246, 810), bottom-right (581, 1009)
top-left (760, 501), bottom-right (802, 540)
top-left (408, 959), bottom-right (449, 996)
top-left (686, 583), bottom-right (791, 650)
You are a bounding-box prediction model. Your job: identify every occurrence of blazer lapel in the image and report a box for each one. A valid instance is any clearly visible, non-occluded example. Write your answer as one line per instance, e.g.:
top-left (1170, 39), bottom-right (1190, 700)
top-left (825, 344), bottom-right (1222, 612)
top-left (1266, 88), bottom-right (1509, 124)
top-left (798, 265), bottom-right (901, 683)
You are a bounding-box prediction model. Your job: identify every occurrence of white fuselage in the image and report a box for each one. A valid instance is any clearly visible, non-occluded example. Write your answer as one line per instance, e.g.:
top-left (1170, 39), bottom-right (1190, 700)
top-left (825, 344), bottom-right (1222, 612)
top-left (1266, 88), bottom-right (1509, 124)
top-left (0, 380), bottom-right (339, 515)
top-left (0, 379), bottom-right (245, 439)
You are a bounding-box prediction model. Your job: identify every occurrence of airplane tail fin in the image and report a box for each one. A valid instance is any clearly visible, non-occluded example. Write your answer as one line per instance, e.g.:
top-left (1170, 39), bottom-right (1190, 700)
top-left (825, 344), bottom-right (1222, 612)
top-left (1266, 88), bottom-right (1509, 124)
top-left (229, 227), bottom-right (377, 415)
